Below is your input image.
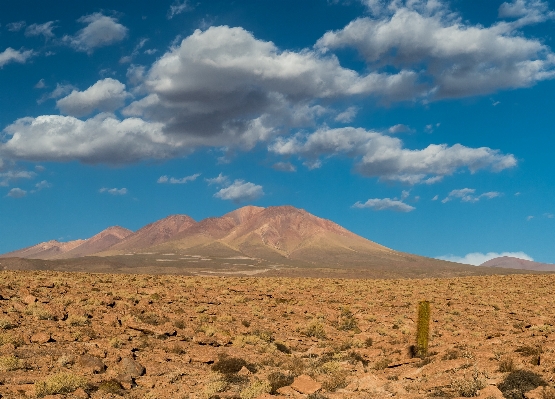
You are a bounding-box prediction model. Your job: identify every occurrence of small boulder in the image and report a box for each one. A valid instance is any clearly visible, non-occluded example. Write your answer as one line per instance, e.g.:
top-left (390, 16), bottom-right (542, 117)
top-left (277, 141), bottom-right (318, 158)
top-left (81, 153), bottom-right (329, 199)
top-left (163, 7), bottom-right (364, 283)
top-left (78, 354), bottom-right (106, 374)
top-left (30, 332), bottom-right (52, 344)
top-left (290, 374), bottom-right (322, 395)
top-left (121, 357), bottom-right (145, 377)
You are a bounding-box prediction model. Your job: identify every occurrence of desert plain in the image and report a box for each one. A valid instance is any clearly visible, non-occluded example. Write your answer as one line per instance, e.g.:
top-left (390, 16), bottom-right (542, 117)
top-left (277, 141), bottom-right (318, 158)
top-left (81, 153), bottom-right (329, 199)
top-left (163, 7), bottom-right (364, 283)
top-left (1, 270), bottom-right (555, 399)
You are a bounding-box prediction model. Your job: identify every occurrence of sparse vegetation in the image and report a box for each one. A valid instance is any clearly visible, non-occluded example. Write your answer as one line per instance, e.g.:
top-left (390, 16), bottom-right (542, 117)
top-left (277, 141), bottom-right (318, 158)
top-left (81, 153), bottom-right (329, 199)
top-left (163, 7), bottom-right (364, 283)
top-left (35, 372), bottom-right (89, 397)
top-left (0, 356), bottom-right (24, 371)
top-left (498, 370), bottom-right (547, 399)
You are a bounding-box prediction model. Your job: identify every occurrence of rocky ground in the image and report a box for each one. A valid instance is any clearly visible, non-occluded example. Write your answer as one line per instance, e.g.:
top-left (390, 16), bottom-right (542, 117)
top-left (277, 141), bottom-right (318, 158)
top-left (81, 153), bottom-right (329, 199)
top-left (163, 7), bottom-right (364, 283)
top-left (1, 270), bottom-right (555, 399)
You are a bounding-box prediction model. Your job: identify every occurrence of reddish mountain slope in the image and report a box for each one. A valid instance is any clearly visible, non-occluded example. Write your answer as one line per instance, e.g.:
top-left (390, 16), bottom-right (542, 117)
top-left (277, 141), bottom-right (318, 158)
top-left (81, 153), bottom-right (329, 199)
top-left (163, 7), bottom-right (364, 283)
top-left (0, 239), bottom-right (85, 260)
top-left (60, 226), bottom-right (133, 258)
top-left (481, 256), bottom-right (555, 271)
top-left (105, 214), bottom-right (196, 252)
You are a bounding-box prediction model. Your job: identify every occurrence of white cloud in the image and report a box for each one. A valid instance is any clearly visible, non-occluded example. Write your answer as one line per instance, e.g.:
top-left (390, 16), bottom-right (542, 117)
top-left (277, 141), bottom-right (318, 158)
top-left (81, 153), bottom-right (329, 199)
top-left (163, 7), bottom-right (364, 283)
top-left (0, 47), bottom-right (34, 68)
top-left (388, 124), bottom-right (413, 134)
top-left (527, 215), bottom-right (534, 221)
top-left (122, 25), bottom-right (422, 151)
top-left (168, 0), bottom-right (191, 19)
top-left (432, 195), bottom-right (439, 201)
top-left (269, 127), bottom-right (516, 184)
top-left (56, 78), bottom-right (130, 117)
top-left (38, 83), bottom-right (78, 104)
top-left (34, 79), bottom-right (46, 89)
top-left (6, 188), bottom-right (27, 198)
top-left (544, 213), bottom-right (554, 218)
top-left (206, 173), bottom-right (229, 186)
top-left (34, 180), bottom-right (52, 190)
top-left (63, 13), bottom-right (128, 53)
top-left (99, 187), bottom-right (127, 195)
top-left (499, 0), bottom-right (555, 25)
top-left (335, 106), bottom-right (359, 123)
top-left (25, 21), bottom-right (57, 39)
top-left (0, 113), bottom-right (181, 164)
top-left (157, 173), bottom-right (200, 184)
top-left (317, 1), bottom-right (555, 99)
top-left (442, 188), bottom-right (502, 203)
top-left (437, 251), bottom-right (534, 266)
top-left (214, 180), bottom-right (264, 203)
top-left (353, 197), bottom-right (415, 212)
top-left (272, 162), bottom-right (297, 172)
top-left (0, 170), bottom-right (36, 187)
top-left (6, 21), bottom-right (26, 32)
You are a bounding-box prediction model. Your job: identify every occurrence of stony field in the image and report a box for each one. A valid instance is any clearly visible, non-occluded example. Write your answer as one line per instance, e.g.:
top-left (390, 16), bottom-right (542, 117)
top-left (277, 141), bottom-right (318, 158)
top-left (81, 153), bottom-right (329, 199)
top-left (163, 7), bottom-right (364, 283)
top-left (1, 270), bottom-right (555, 399)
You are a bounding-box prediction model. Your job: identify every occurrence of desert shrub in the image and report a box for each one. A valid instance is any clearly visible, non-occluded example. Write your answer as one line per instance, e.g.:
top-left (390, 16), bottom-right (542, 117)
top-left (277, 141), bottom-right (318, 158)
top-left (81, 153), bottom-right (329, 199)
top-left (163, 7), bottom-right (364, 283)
top-left (211, 355), bottom-right (248, 374)
top-left (137, 312), bottom-right (168, 326)
top-left (0, 318), bottom-right (13, 330)
top-left (307, 394), bottom-right (329, 399)
top-left (336, 307), bottom-right (360, 332)
top-left (319, 361), bottom-right (348, 391)
top-left (204, 374), bottom-right (228, 398)
top-left (240, 379), bottom-right (271, 399)
top-left (373, 358), bottom-right (391, 370)
top-left (499, 356), bottom-right (516, 372)
top-left (0, 355), bottom-right (24, 371)
top-left (241, 320), bottom-right (251, 327)
top-left (253, 329), bottom-right (274, 343)
top-left (451, 369), bottom-right (486, 397)
top-left (98, 379), bottom-right (124, 395)
top-left (283, 357), bottom-right (305, 376)
top-left (303, 320), bottom-right (327, 339)
top-left (173, 319), bottom-right (186, 329)
top-left (35, 372), bottom-right (89, 397)
top-left (0, 332), bottom-right (23, 347)
top-left (364, 337), bottom-right (373, 347)
top-left (442, 349), bottom-right (461, 360)
top-left (26, 304), bottom-right (56, 320)
top-left (346, 350), bottom-right (369, 366)
top-left (498, 370), bottom-right (547, 399)
top-left (516, 345), bottom-right (542, 357)
top-left (66, 315), bottom-right (89, 326)
top-left (274, 341), bottom-right (291, 354)
top-left (268, 372), bottom-right (294, 394)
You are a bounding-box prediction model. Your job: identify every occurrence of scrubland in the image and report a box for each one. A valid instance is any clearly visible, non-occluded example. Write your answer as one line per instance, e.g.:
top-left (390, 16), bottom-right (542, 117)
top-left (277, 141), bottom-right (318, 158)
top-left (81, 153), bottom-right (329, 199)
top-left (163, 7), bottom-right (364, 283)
top-left (1, 270), bottom-right (555, 398)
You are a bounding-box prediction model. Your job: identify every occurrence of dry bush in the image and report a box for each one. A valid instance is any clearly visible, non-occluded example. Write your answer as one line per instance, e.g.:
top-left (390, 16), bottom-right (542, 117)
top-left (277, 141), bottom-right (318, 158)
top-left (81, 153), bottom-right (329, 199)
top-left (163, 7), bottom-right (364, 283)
top-left (450, 369), bottom-right (486, 397)
top-left (240, 379), bottom-right (271, 399)
top-left (499, 356), bottom-right (516, 373)
top-left (98, 379), bottom-right (124, 395)
top-left (498, 370), bottom-right (547, 399)
top-left (373, 358), bottom-right (391, 370)
top-left (211, 355), bottom-right (249, 374)
top-left (137, 312), bottom-right (168, 326)
top-left (0, 318), bottom-right (13, 330)
top-left (303, 320), bottom-right (327, 339)
top-left (319, 361), bottom-right (348, 391)
top-left (442, 349), bottom-right (461, 360)
top-left (268, 372), bottom-right (294, 393)
top-left (335, 307), bottom-right (360, 332)
top-left (0, 332), bottom-right (24, 347)
top-left (0, 356), bottom-right (24, 371)
top-left (66, 315), bottom-right (89, 326)
top-left (35, 372), bottom-right (89, 397)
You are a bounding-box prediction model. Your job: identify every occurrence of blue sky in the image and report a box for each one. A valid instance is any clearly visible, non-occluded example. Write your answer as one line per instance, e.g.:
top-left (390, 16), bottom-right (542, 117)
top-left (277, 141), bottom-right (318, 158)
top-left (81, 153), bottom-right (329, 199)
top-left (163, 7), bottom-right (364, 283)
top-left (1, 0), bottom-right (555, 265)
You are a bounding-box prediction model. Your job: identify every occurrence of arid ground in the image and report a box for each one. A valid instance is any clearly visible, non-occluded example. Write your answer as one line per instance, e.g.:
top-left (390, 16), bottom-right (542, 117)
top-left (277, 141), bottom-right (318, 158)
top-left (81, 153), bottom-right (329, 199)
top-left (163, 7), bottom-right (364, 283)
top-left (1, 270), bottom-right (555, 398)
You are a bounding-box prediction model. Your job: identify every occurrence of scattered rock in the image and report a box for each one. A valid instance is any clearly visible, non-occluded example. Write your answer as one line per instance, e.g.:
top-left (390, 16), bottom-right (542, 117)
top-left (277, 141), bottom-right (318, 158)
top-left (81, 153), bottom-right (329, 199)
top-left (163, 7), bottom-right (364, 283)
top-left (30, 332), bottom-right (52, 344)
top-left (78, 354), bottom-right (106, 374)
top-left (290, 374), bottom-right (322, 395)
top-left (22, 295), bottom-right (37, 305)
top-left (478, 385), bottom-right (504, 398)
top-left (120, 357), bottom-right (145, 378)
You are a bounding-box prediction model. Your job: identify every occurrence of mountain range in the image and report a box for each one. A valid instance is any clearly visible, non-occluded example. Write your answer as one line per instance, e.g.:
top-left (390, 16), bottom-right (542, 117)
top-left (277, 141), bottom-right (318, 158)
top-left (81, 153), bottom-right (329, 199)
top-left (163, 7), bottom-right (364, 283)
top-left (0, 205), bottom-right (547, 278)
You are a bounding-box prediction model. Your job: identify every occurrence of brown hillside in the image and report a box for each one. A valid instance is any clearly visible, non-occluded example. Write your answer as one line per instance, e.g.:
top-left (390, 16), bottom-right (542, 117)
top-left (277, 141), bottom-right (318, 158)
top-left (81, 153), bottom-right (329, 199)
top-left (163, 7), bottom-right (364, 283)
top-left (0, 239), bottom-right (85, 260)
top-left (60, 226), bottom-right (133, 258)
top-left (481, 256), bottom-right (555, 271)
top-left (104, 214), bottom-right (196, 252)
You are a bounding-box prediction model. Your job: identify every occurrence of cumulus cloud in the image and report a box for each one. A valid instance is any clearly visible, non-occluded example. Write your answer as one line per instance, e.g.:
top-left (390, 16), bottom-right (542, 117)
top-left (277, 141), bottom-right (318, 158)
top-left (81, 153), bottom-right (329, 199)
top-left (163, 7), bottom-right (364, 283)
top-left (0, 113), bottom-right (181, 164)
top-left (272, 162), bottom-right (297, 172)
top-left (442, 188), bottom-right (502, 203)
top-left (34, 79), bottom-right (46, 89)
top-left (122, 25), bottom-right (422, 151)
top-left (63, 13), bottom-right (128, 53)
top-left (157, 173), bottom-right (200, 184)
top-left (38, 83), bottom-right (78, 104)
top-left (353, 198), bottom-right (415, 212)
top-left (499, 0), bottom-right (555, 25)
top-left (214, 180), bottom-right (264, 203)
top-left (34, 180), bottom-right (52, 190)
top-left (6, 188), bottom-right (27, 198)
top-left (0, 170), bottom-right (36, 187)
top-left (205, 173), bottom-right (229, 186)
top-left (25, 21), bottom-right (57, 39)
top-left (168, 0), bottom-right (191, 19)
top-left (0, 47), bottom-right (34, 67)
top-left (56, 78), bottom-right (130, 117)
top-left (335, 106), bottom-right (359, 123)
top-left (438, 251), bottom-right (533, 266)
top-left (388, 124), bottom-right (413, 134)
top-left (317, 0), bottom-right (555, 99)
top-left (99, 187), bottom-right (127, 195)
top-left (269, 127), bottom-right (516, 184)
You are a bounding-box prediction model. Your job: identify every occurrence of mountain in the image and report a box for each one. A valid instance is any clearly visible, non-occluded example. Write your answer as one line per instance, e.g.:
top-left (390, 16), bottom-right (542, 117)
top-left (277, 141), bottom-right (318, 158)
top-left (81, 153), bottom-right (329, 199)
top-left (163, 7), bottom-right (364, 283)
top-left (60, 226), bottom-right (133, 258)
top-left (103, 214), bottom-right (196, 253)
top-left (1, 239), bottom-right (86, 260)
top-left (480, 256), bottom-right (555, 271)
top-left (1, 206), bottom-right (545, 278)
top-left (0, 226), bottom-right (133, 260)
